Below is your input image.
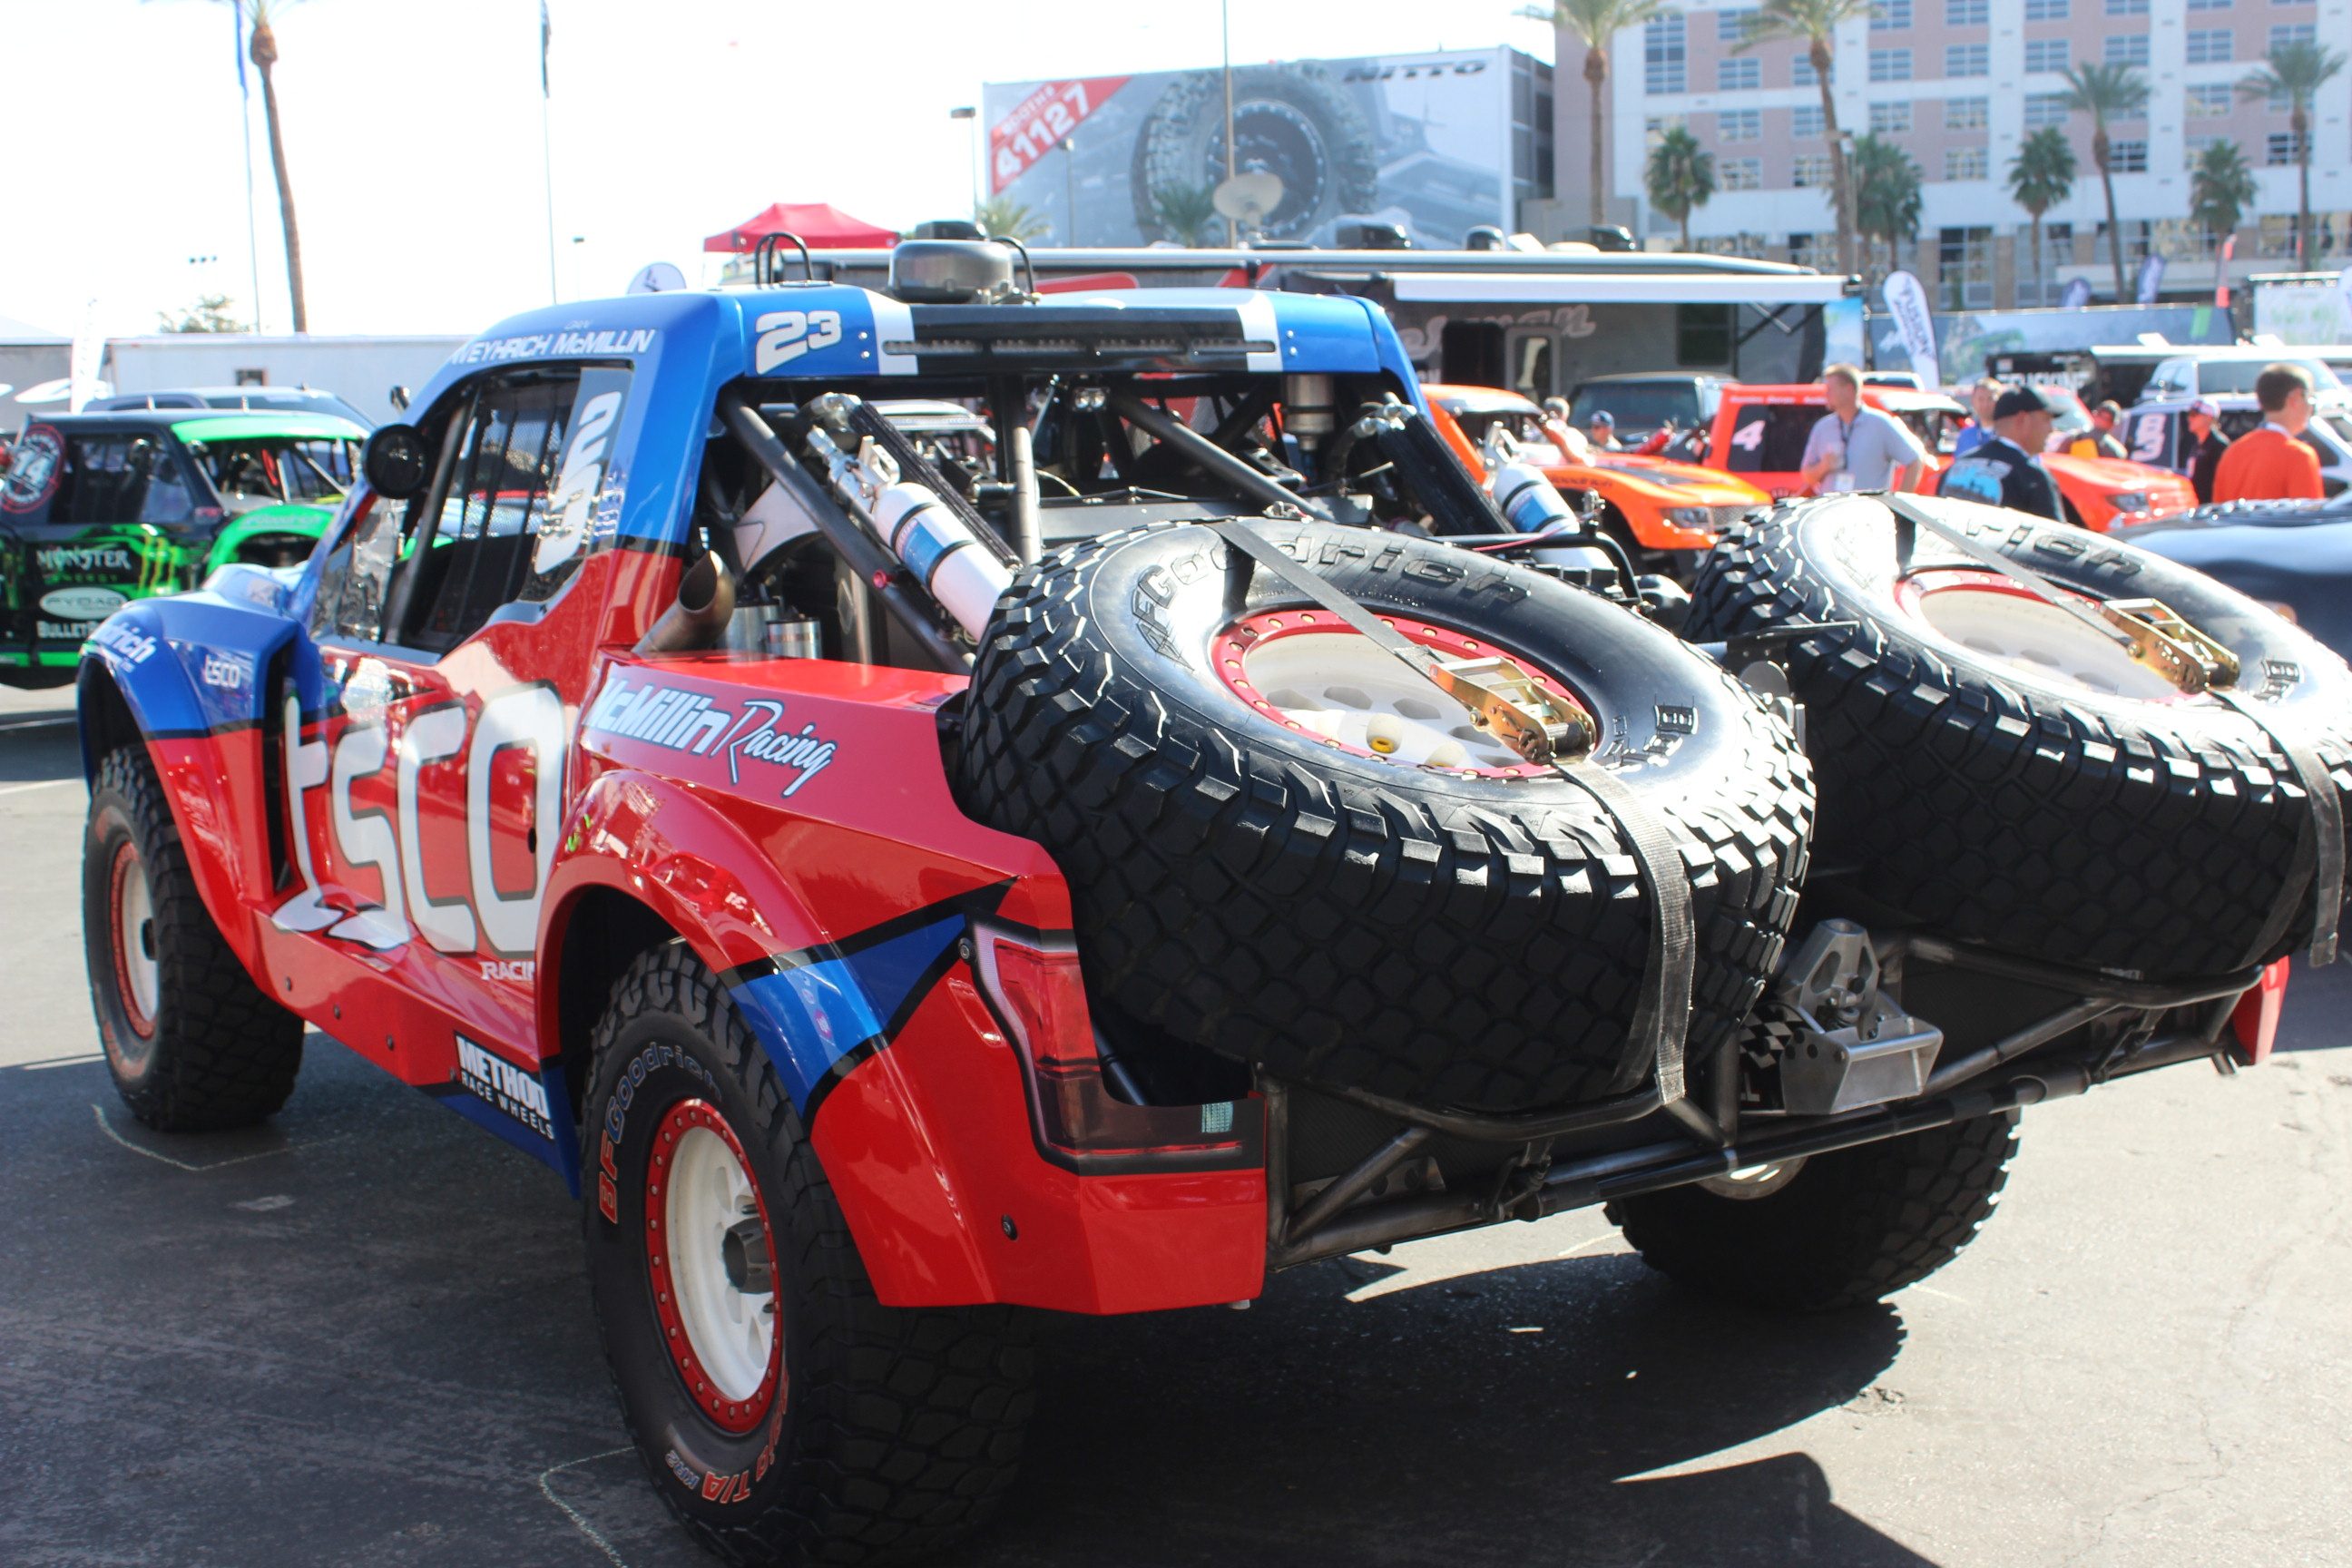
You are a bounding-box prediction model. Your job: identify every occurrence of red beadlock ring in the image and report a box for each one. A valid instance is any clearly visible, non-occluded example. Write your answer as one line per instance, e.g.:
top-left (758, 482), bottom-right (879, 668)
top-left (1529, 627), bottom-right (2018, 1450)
top-left (644, 1098), bottom-right (785, 1435)
top-left (1208, 608), bottom-right (1592, 779)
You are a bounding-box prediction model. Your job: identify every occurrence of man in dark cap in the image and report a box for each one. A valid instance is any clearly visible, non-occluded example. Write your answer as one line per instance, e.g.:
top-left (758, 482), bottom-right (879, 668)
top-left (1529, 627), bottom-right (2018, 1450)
top-left (1936, 386), bottom-right (2065, 521)
top-left (1585, 409), bottom-right (1623, 451)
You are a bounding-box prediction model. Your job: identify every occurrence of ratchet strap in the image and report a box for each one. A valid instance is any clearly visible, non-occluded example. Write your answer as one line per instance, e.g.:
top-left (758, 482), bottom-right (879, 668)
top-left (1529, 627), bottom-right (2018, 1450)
top-left (1210, 521), bottom-right (1697, 1102)
top-left (1883, 495), bottom-right (2341, 966)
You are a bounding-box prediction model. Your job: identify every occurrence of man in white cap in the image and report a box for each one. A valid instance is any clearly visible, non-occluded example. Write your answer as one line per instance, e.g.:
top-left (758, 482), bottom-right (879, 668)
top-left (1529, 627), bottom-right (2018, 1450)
top-left (2181, 397), bottom-right (2230, 505)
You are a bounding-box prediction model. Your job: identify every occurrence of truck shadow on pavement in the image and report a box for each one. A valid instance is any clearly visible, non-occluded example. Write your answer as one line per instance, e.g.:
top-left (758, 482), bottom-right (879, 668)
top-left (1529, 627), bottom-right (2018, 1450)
top-left (951, 1253), bottom-right (1931, 1568)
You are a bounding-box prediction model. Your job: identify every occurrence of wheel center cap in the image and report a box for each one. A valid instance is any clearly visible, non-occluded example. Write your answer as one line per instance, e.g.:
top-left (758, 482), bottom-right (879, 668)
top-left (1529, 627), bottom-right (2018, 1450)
top-left (721, 1217), bottom-right (773, 1294)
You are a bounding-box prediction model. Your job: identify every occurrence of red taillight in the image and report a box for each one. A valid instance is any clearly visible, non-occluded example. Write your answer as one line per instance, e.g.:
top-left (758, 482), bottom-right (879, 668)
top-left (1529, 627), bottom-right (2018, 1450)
top-left (969, 923), bottom-right (1253, 1170)
top-left (2230, 957), bottom-right (2289, 1065)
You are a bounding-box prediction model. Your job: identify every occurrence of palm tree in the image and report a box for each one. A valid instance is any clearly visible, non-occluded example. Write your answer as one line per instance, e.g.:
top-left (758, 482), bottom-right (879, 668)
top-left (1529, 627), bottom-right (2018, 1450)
top-left (1149, 182), bottom-right (1220, 247)
top-left (244, 1), bottom-right (309, 331)
top-left (1522, 0), bottom-right (1673, 228)
top-left (1643, 126), bottom-right (1716, 250)
top-left (2188, 140), bottom-right (2259, 258)
top-left (2238, 40), bottom-right (2347, 267)
top-left (973, 195), bottom-right (1048, 242)
top-left (1737, 0), bottom-right (1874, 274)
top-left (2005, 125), bottom-right (2077, 306)
top-left (2061, 61), bottom-right (2151, 300)
top-left (1850, 134), bottom-right (1922, 281)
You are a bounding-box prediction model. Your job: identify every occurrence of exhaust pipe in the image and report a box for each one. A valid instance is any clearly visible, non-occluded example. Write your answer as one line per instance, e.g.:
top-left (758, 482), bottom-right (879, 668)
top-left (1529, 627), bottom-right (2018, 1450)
top-left (633, 550), bottom-right (736, 656)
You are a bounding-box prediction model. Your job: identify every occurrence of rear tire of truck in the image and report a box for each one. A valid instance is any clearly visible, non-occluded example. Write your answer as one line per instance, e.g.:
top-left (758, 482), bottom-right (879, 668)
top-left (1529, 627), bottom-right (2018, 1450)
top-left (83, 744), bottom-right (304, 1131)
top-left (1603, 1111), bottom-right (2020, 1312)
top-left (953, 518), bottom-right (1814, 1114)
top-left (583, 944), bottom-right (1033, 1568)
top-left (1691, 495), bottom-right (2352, 977)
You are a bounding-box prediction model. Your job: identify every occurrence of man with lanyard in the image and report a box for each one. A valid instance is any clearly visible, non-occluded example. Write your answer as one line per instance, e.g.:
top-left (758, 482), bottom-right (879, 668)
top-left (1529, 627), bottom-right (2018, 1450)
top-left (2214, 363), bottom-right (2326, 503)
top-left (1800, 363), bottom-right (1926, 495)
top-left (1953, 377), bottom-right (2004, 457)
top-left (2180, 397), bottom-right (2231, 505)
top-left (1936, 385), bottom-right (2064, 520)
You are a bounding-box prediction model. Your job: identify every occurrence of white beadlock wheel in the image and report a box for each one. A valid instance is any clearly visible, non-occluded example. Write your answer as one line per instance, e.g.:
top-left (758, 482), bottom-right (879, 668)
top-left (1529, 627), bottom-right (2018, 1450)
top-left (646, 1100), bottom-right (780, 1429)
top-left (108, 840), bottom-right (162, 1038)
top-left (1905, 574), bottom-right (2178, 701)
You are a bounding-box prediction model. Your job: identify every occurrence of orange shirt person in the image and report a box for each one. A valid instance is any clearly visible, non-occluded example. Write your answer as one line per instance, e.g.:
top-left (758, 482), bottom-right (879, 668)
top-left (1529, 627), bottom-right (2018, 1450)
top-left (2213, 363), bottom-right (2327, 504)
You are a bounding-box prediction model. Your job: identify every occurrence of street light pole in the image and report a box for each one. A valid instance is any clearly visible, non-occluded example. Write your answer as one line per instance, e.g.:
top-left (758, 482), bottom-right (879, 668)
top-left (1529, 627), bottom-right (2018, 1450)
top-left (1222, 0), bottom-right (1238, 246)
top-left (949, 106), bottom-right (979, 220)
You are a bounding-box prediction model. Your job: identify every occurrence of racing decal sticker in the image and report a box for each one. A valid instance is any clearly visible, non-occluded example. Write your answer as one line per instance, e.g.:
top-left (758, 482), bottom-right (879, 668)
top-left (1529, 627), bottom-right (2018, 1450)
top-left (1, 426), bottom-right (64, 513)
top-left (34, 544), bottom-right (136, 576)
top-left (86, 620), bottom-right (159, 669)
top-left (726, 881), bottom-right (1011, 1118)
top-left (448, 327), bottom-right (657, 366)
top-left (535, 387), bottom-right (625, 574)
top-left (753, 309), bottom-right (844, 374)
top-left (595, 1040), bottom-right (722, 1226)
top-left (584, 673), bottom-right (838, 798)
top-left (39, 585), bottom-right (127, 621)
top-left (454, 1034), bottom-right (556, 1140)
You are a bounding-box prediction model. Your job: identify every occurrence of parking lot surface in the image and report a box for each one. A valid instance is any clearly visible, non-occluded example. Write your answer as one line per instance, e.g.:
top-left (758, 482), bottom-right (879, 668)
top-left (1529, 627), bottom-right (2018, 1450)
top-left (3, 683), bottom-right (2348, 1568)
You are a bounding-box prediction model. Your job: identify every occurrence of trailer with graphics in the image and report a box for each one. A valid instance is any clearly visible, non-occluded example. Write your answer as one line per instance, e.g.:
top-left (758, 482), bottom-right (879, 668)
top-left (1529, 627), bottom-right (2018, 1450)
top-left (73, 240), bottom-right (2344, 1566)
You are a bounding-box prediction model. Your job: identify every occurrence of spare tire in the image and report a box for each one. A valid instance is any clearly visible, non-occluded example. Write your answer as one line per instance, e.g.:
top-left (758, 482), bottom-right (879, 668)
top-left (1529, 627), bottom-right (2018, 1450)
top-left (1691, 495), bottom-right (2352, 977)
top-left (953, 519), bottom-right (1813, 1114)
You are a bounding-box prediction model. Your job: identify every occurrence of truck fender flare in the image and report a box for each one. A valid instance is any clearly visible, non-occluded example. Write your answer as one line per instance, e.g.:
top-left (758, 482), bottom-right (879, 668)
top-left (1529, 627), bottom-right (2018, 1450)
top-left (537, 770), bottom-right (995, 1302)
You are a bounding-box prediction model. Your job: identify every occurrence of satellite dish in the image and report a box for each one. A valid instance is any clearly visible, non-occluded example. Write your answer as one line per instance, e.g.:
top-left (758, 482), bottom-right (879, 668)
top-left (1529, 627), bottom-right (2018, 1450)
top-left (1212, 171), bottom-right (1285, 228)
top-left (627, 261), bottom-right (689, 295)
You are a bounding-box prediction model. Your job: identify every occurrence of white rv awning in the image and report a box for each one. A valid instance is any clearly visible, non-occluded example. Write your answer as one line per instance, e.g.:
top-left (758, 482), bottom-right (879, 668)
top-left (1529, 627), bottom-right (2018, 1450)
top-left (1387, 272), bottom-right (1850, 307)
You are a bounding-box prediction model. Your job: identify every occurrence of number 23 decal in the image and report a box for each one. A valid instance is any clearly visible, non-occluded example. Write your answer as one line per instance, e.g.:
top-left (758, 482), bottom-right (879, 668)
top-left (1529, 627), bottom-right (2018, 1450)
top-left (755, 309), bottom-right (843, 373)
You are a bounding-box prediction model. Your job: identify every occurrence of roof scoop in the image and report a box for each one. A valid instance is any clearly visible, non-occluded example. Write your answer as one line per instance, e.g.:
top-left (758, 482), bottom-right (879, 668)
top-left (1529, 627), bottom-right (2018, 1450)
top-left (888, 239), bottom-right (1016, 303)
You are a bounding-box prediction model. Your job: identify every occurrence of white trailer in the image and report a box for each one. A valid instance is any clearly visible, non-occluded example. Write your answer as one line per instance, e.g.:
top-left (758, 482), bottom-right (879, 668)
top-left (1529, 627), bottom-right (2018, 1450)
top-left (100, 334), bottom-right (470, 426)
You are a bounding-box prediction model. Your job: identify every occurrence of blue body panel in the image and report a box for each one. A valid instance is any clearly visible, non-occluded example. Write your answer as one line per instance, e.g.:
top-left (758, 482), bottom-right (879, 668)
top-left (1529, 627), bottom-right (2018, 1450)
top-left (2122, 505), bottom-right (2352, 660)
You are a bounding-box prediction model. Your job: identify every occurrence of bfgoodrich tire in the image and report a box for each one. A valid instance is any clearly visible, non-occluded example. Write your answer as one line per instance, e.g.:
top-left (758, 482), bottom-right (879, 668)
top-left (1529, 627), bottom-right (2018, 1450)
top-left (83, 744), bottom-right (303, 1130)
top-left (953, 519), bottom-right (1814, 1114)
top-left (1606, 1111), bottom-right (2019, 1312)
top-left (583, 945), bottom-right (1032, 1568)
top-left (1692, 495), bottom-right (2352, 977)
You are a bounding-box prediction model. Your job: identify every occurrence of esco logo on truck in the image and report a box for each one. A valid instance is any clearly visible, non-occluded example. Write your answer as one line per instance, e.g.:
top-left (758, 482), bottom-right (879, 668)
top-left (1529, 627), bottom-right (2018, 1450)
top-left (270, 683), bottom-right (566, 960)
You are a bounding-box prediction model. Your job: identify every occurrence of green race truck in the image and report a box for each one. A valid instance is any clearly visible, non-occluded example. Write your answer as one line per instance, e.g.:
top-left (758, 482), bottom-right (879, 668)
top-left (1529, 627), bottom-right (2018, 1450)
top-left (0, 408), bottom-right (361, 688)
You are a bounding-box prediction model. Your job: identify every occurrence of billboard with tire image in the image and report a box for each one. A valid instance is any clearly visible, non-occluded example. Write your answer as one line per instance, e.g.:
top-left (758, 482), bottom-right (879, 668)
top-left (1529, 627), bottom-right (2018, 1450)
top-left (984, 49), bottom-right (1543, 248)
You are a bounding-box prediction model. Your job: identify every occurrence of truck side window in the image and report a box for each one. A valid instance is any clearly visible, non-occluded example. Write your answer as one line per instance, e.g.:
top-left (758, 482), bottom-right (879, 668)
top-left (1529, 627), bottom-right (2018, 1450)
top-left (309, 364), bottom-right (630, 652)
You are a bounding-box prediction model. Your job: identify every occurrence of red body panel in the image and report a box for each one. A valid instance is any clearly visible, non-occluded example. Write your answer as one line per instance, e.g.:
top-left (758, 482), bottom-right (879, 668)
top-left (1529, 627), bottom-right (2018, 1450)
top-left (129, 546), bottom-right (1268, 1315)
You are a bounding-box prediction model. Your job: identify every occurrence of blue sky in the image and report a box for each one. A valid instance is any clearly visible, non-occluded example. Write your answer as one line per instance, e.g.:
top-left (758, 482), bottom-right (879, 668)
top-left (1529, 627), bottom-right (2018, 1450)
top-left (3, 0), bottom-right (1547, 338)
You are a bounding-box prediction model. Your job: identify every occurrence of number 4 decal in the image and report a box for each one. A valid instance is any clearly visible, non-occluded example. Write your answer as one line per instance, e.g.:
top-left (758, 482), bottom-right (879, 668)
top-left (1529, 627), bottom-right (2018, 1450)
top-left (754, 309), bottom-right (844, 373)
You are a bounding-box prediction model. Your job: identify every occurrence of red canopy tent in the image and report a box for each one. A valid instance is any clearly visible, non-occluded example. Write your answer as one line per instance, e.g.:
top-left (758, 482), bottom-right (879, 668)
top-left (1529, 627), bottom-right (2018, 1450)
top-left (703, 202), bottom-right (898, 252)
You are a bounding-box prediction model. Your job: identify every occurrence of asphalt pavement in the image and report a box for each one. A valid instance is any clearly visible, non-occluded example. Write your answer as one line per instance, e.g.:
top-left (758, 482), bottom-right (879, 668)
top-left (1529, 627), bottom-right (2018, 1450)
top-left (2, 681), bottom-right (2348, 1568)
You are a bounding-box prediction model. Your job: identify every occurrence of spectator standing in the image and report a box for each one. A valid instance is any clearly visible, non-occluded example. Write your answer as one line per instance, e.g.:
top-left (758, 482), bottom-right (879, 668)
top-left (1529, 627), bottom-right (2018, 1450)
top-left (1799, 364), bottom-right (1927, 495)
top-left (1954, 378), bottom-right (2004, 456)
top-left (2214, 364), bottom-right (2327, 503)
top-left (2070, 401), bottom-right (2130, 460)
top-left (1585, 410), bottom-right (1623, 451)
top-left (2181, 397), bottom-right (2231, 505)
top-left (1936, 386), bottom-right (2065, 521)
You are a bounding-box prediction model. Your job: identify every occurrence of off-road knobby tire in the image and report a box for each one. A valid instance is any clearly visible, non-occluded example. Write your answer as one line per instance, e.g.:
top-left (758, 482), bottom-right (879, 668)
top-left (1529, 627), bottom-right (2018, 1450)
top-left (1605, 1111), bottom-right (2020, 1312)
top-left (953, 518), bottom-right (1814, 1114)
top-left (83, 743), bottom-right (303, 1130)
top-left (583, 944), bottom-right (1033, 1568)
top-left (1691, 495), bottom-right (2352, 977)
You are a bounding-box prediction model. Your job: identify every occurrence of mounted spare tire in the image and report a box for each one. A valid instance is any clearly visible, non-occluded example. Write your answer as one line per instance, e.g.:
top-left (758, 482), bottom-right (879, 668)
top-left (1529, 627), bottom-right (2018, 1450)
top-left (1690, 494), bottom-right (2352, 978)
top-left (952, 519), bottom-right (1814, 1114)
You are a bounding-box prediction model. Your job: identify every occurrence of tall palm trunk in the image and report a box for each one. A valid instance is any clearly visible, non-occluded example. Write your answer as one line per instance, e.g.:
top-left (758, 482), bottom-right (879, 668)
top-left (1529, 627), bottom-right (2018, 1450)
top-left (251, 20), bottom-right (308, 333)
top-left (2093, 128), bottom-right (2124, 300)
top-left (1813, 42), bottom-right (1852, 274)
top-left (1585, 48), bottom-right (1610, 229)
top-left (2029, 211), bottom-right (2044, 307)
top-left (2293, 104), bottom-right (2312, 266)
top-left (1681, 206), bottom-right (1692, 250)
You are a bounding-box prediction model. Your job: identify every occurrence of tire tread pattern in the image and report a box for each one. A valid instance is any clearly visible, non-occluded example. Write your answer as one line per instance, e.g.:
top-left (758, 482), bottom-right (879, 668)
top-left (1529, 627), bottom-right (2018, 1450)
top-left (589, 946), bottom-right (1033, 1568)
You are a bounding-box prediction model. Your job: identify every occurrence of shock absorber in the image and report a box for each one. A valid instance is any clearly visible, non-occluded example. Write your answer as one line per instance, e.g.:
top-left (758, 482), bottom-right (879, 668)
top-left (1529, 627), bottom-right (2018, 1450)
top-left (801, 395), bottom-right (1014, 641)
